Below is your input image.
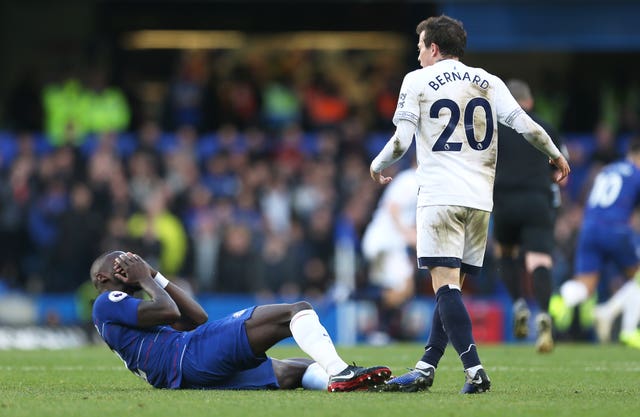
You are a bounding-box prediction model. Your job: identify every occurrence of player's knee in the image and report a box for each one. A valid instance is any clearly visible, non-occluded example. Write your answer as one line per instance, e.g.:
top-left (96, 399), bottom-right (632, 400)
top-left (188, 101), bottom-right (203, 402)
top-left (525, 252), bottom-right (553, 271)
top-left (290, 301), bottom-right (313, 316)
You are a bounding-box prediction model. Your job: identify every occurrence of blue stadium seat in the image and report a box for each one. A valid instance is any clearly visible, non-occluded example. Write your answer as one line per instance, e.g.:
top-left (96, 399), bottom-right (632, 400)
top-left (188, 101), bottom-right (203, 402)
top-left (33, 133), bottom-right (54, 156)
top-left (366, 132), bottom-right (390, 158)
top-left (158, 132), bottom-right (179, 154)
top-left (0, 131), bottom-right (18, 165)
top-left (197, 133), bottom-right (220, 162)
top-left (116, 132), bottom-right (137, 158)
top-left (78, 133), bottom-right (99, 158)
top-left (301, 132), bottom-right (318, 155)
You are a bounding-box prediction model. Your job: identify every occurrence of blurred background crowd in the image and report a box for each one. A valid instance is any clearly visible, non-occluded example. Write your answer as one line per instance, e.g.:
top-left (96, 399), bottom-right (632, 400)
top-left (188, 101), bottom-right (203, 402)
top-left (0, 1), bottom-right (639, 339)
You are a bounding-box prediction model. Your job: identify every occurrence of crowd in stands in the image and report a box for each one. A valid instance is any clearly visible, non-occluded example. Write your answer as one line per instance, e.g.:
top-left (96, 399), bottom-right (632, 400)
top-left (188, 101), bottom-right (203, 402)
top-left (0, 49), bottom-right (639, 311)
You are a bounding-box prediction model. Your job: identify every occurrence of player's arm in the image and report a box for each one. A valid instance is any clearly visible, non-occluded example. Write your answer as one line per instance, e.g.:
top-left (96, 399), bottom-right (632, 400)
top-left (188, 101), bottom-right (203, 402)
top-left (115, 253), bottom-right (208, 330)
top-left (551, 141), bottom-right (570, 187)
top-left (370, 120), bottom-right (415, 184)
top-left (114, 253), bottom-right (181, 327)
top-left (510, 114), bottom-right (570, 183)
top-left (144, 264), bottom-right (209, 331)
top-left (496, 79), bottom-right (570, 182)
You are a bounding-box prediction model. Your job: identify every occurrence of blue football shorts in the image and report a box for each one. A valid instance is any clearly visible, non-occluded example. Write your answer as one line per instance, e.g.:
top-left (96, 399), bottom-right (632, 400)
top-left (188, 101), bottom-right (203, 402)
top-left (574, 223), bottom-right (638, 275)
top-left (179, 306), bottom-right (279, 390)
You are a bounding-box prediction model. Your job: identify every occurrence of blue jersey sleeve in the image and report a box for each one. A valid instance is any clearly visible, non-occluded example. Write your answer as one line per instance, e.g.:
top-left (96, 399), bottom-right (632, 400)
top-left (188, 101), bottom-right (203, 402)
top-left (93, 291), bottom-right (142, 327)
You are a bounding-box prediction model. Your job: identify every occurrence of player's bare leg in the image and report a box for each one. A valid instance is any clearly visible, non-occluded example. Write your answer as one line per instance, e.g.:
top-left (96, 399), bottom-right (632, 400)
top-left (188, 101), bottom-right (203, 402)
top-left (271, 358), bottom-right (315, 389)
top-left (246, 302), bottom-right (390, 392)
top-left (244, 302), bottom-right (312, 354)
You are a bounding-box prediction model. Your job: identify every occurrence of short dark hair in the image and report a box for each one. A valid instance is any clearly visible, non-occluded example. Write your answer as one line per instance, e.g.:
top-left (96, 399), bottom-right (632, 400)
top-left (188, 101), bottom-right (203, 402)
top-left (416, 15), bottom-right (467, 59)
top-left (89, 250), bottom-right (122, 284)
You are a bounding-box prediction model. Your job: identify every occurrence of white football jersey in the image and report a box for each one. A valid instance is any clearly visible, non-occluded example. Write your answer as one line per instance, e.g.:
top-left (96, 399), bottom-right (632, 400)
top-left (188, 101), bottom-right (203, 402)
top-left (362, 168), bottom-right (417, 257)
top-left (393, 59), bottom-right (524, 212)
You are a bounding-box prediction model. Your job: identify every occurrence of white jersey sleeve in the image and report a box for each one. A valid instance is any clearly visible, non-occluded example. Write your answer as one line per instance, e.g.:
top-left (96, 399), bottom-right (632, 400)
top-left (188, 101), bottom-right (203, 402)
top-left (393, 72), bottom-right (421, 127)
top-left (370, 120), bottom-right (415, 173)
top-left (369, 71), bottom-right (422, 174)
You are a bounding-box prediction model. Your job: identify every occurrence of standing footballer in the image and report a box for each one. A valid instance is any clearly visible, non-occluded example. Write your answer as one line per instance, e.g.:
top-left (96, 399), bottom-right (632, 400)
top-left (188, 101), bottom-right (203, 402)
top-left (369, 15), bottom-right (570, 393)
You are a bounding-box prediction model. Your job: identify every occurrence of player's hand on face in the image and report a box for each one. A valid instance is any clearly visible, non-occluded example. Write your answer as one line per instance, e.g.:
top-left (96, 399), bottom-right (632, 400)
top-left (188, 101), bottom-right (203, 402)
top-left (114, 252), bottom-right (150, 284)
top-left (370, 167), bottom-right (393, 185)
top-left (550, 155), bottom-right (570, 183)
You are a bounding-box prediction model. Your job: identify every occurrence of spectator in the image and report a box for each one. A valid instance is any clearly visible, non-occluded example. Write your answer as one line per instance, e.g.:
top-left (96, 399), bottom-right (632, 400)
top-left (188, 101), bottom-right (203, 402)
top-left (218, 64), bottom-right (261, 128)
top-left (164, 149), bottom-right (201, 215)
top-left (42, 76), bottom-right (88, 146)
top-left (0, 157), bottom-right (36, 288)
top-left (303, 206), bottom-right (336, 296)
top-left (215, 223), bottom-right (266, 294)
top-left (48, 183), bottom-right (103, 292)
top-left (303, 72), bottom-right (349, 129)
top-left (261, 233), bottom-right (301, 299)
top-left (273, 123), bottom-right (307, 177)
top-left (201, 150), bottom-right (240, 199)
top-left (162, 51), bottom-right (215, 132)
top-left (84, 67), bottom-right (131, 136)
top-left (127, 151), bottom-right (164, 209)
top-left (183, 184), bottom-right (220, 293)
top-left (42, 69), bottom-right (130, 147)
top-left (26, 175), bottom-right (69, 290)
top-left (133, 120), bottom-right (166, 173)
top-left (127, 188), bottom-right (188, 277)
top-left (260, 171), bottom-right (292, 236)
top-left (4, 67), bottom-right (43, 132)
top-left (261, 75), bottom-right (302, 131)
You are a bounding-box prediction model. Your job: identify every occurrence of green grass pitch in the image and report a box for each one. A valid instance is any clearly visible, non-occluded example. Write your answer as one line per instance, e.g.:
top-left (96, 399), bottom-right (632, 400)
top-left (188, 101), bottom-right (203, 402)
top-left (1, 342), bottom-right (639, 417)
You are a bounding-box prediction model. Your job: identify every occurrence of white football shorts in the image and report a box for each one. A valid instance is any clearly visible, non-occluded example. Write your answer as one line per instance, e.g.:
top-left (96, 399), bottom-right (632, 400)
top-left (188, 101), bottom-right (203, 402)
top-left (416, 205), bottom-right (490, 274)
top-left (367, 248), bottom-right (414, 289)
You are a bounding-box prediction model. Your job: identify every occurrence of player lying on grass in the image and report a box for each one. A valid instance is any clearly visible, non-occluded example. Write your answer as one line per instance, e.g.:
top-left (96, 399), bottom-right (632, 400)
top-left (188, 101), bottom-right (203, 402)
top-left (90, 251), bottom-right (391, 391)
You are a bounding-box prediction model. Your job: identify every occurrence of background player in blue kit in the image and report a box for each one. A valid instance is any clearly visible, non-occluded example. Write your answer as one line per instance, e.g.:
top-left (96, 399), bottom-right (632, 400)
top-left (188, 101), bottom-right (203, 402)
top-left (552, 136), bottom-right (640, 348)
top-left (90, 251), bottom-right (391, 391)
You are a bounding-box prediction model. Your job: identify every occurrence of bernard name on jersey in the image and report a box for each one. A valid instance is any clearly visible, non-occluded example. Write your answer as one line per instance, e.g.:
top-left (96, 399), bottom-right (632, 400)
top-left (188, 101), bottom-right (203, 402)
top-left (428, 70), bottom-right (489, 91)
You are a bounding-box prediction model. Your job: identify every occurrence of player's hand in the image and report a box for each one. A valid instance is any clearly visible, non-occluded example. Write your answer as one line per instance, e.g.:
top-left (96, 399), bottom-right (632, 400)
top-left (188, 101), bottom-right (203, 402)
top-left (370, 167), bottom-right (392, 185)
top-left (114, 252), bottom-right (150, 285)
top-left (550, 155), bottom-right (570, 183)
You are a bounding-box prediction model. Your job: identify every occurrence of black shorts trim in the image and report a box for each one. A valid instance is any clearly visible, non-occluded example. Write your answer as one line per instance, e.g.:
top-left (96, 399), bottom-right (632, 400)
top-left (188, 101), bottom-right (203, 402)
top-left (418, 256), bottom-right (461, 269)
top-left (417, 257), bottom-right (482, 276)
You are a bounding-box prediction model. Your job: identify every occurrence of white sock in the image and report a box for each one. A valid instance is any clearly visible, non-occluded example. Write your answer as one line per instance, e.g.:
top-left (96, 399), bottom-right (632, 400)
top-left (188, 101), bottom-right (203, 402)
top-left (620, 281), bottom-right (640, 333)
top-left (465, 364), bottom-right (483, 378)
top-left (301, 362), bottom-right (329, 390)
top-left (289, 309), bottom-right (348, 376)
top-left (560, 280), bottom-right (589, 308)
top-left (604, 280), bottom-right (640, 315)
top-left (415, 360), bottom-right (435, 371)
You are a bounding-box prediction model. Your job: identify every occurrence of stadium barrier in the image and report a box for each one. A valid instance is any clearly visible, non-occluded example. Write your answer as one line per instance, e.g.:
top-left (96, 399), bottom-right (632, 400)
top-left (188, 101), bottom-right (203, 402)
top-left (0, 291), bottom-right (510, 350)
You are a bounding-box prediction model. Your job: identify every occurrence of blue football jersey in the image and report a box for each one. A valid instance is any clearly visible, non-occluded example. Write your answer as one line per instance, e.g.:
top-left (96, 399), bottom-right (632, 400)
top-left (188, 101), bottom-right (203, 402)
top-left (92, 291), bottom-right (188, 388)
top-left (583, 160), bottom-right (640, 225)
